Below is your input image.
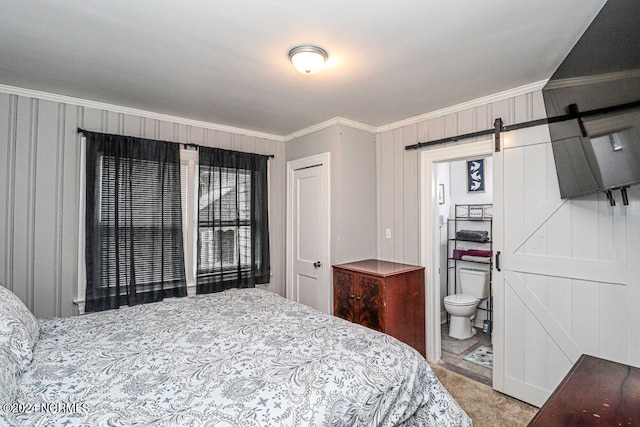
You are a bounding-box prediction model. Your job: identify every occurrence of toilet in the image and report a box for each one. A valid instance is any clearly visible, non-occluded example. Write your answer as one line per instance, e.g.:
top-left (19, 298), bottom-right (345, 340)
top-left (444, 268), bottom-right (490, 340)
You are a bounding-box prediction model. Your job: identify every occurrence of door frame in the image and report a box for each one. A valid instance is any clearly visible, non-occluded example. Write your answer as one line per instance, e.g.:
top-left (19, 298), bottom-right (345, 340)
top-left (419, 140), bottom-right (493, 363)
top-left (286, 153), bottom-right (331, 313)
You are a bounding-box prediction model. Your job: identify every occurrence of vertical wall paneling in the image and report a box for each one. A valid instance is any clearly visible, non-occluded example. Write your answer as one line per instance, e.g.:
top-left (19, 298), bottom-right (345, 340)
top-left (155, 121), bottom-right (171, 141)
top-left (378, 87), bottom-right (639, 405)
top-left (218, 131), bottom-right (232, 150)
top-left (203, 129), bottom-right (213, 147)
top-left (104, 111), bottom-right (116, 133)
top-left (456, 109), bottom-right (474, 135)
top-left (54, 103), bottom-right (66, 317)
top-left (231, 133), bottom-right (242, 152)
top-left (143, 118), bottom-right (158, 139)
top-left (402, 125), bottom-right (418, 265)
top-left (0, 95), bottom-right (5, 287)
top-left (1, 94), bottom-right (18, 292)
top-left (275, 140), bottom-right (286, 296)
top-left (475, 104), bottom-right (489, 134)
top-left (375, 133), bottom-right (382, 260)
top-left (392, 128), bottom-right (404, 262)
top-left (378, 94), bottom-right (526, 263)
top-left (377, 131), bottom-right (394, 261)
top-left (175, 121), bottom-right (183, 141)
top-left (122, 113), bottom-right (139, 137)
top-left (116, 113), bottom-right (124, 134)
top-left (139, 117), bottom-right (146, 137)
top-left (25, 99), bottom-right (39, 311)
top-left (190, 125), bottom-right (205, 146)
top-left (31, 101), bottom-right (55, 317)
top-left (60, 105), bottom-right (81, 318)
top-left (0, 90), bottom-right (285, 317)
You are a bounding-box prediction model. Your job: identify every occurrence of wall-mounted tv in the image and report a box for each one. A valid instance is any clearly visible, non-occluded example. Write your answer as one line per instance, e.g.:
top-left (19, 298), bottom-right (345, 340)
top-left (542, 0), bottom-right (640, 201)
top-left (550, 103), bottom-right (640, 199)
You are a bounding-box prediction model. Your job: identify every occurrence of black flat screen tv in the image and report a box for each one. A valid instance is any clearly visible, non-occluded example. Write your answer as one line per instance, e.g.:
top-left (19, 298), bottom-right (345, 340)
top-left (542, 0), bottom-right (640, 199)
top-left (549, 104), bottom-right (640, 199)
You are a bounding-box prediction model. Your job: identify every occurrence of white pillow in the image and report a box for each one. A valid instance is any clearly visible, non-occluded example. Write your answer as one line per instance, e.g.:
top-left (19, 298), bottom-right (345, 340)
top-left (0, 286), bottom-right (40, 371)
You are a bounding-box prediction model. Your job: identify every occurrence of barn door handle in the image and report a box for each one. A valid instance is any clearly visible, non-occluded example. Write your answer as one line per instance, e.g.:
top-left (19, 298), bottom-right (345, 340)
top-left (314, 261), bottom-right (322, 268)
top-left (495, 251), bottom-right (501, 271)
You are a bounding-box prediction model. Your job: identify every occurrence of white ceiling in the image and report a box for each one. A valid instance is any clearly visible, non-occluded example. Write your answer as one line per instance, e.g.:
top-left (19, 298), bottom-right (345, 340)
top-left (0, 0), bottom-right (608, 137)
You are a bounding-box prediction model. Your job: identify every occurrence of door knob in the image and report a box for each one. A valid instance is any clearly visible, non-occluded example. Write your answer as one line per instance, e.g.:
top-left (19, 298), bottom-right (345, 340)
top-left (314, 261), bottom-right (322, 268)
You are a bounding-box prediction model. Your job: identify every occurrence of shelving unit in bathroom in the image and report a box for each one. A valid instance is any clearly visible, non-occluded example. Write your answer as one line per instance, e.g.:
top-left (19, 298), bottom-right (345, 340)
top-left (446, 204), bottom-right (493, 333)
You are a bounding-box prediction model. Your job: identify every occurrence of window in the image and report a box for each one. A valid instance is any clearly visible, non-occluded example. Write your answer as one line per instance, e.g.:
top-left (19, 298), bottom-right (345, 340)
top-left (198, 167), bottom-right (251, 274)
top-left (84, 131), bottom-right (186, 313)
top-left (82, 130), bottom-right (270, 312)
top-left (97, 155), bottom-right (185, 291)
top-left (195, 147), bottom-right (271, 294)
top-left (199, 227), bottom-right (239, 271)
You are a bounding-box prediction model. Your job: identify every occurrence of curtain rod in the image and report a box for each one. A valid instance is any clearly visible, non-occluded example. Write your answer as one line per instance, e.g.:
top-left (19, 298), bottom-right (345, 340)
top-left (404, 100), bottom-right (640, 153)
top-left (77, 128), bottom-right (275, 159)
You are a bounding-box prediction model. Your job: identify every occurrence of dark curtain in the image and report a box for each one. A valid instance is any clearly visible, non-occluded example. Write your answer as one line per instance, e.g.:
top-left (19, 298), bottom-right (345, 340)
top-left (197, 147), bottom-right (270, 294)
top-left (84, 130), bottom-right (186, 312)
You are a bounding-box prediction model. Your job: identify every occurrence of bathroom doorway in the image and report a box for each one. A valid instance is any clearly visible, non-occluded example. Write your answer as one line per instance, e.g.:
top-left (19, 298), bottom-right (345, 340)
top-left (436, 158), bottom-right (493, 386)
top-left (419, 139), bottom-right (494, 386)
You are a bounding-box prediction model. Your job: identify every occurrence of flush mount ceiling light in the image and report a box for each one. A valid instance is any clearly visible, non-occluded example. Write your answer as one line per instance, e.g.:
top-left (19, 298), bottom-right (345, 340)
top-left (288, 45), bottom-right (328, 74)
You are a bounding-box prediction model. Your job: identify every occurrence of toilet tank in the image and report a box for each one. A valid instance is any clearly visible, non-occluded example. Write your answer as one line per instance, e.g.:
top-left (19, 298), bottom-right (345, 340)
top-left (459, 268), bottom-right (490, 298)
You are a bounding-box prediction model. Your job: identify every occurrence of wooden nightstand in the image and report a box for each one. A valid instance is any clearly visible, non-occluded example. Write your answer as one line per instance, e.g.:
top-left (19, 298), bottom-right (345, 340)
top-left (333, 259), bottom-right (425, 357)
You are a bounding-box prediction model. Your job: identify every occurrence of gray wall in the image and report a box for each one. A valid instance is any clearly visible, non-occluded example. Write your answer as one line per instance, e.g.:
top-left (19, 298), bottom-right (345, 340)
top-left (377, 91), bottom-right (542, 263)
top-left (286, 125), bottom-right (377, 266)
top-left (0, 91), bottom-right (286, 318)
top-left (377, 89), bottom-right (640, 392)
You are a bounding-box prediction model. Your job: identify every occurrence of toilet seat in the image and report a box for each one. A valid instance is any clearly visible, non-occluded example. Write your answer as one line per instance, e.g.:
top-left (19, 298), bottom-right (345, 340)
top-left (444, 294), bottom-right (479, 306)
top-left (444, 294), bottom-right (481, 340)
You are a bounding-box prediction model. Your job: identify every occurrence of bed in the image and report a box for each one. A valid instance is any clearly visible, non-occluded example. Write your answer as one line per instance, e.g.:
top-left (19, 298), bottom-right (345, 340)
top-left (0, 286), bottom-right (471, 426)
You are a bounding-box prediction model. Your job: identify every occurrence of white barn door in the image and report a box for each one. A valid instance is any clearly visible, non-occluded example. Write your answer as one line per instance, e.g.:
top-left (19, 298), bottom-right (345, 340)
top-left (493, 125), bottom-right (638, 407)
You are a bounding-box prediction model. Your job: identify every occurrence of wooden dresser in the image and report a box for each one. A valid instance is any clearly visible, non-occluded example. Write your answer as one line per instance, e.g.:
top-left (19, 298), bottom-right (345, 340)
top-left (528, 354), bottom-right (640, 426)
top-left (333, 259), bottom-right (425, 357)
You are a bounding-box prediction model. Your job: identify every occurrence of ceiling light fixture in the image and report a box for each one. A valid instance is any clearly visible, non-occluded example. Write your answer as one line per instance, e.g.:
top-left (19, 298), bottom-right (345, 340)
top-left (288, 45), bottom-right (328, 75)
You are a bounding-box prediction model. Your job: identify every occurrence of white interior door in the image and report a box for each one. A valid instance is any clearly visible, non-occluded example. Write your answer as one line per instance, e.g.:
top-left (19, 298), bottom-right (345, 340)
top-left (493, 125), bottom-right (638, 407)
top-left (287, 154), bottom-right (330, 313)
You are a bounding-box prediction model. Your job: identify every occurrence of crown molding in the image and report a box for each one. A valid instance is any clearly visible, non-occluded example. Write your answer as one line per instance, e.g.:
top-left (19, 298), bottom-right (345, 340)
top-left (283, 116), bottom-right (377, 142)
top-left (1, 80), bottom-right (548, 143)
top-left (375, 80), bottom-right (548, 133)
top-left (543, 69), bottom-right (640, 90)
top-left (0, 84), bottom-right (286, 142)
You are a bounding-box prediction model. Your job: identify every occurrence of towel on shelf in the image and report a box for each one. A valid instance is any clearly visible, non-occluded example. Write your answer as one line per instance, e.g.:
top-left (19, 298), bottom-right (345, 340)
top-left (461, 255), bottom-right (491, 263)
top-left (455, 229), bottom-right (490, 242)
top-left (464, 249), bottom-right (493, 257)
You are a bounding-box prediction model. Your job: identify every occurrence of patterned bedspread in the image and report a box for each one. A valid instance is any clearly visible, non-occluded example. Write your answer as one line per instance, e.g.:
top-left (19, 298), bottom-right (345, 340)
top-left (8, 288), bottom-right (471, 426)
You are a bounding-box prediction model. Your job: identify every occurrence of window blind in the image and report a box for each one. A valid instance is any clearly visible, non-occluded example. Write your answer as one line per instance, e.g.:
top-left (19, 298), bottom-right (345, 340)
top-left (197, 147), bottom-right (270, 293)
top-left (84, 131), bottom-right (187, 312)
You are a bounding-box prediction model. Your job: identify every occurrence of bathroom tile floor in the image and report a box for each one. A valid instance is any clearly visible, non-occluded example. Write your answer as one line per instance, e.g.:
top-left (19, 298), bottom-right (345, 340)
top-left (440, 323), bottom-right (493, 386)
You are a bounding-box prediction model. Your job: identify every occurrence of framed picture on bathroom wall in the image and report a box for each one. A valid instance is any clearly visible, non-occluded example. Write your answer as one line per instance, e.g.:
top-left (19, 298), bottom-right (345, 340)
top-left (467, 159), bottom-right (485, 192)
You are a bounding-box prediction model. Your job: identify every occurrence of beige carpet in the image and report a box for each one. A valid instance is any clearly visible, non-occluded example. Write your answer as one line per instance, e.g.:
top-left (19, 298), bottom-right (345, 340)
top-left (430, 362), bottom-right (539, 427)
